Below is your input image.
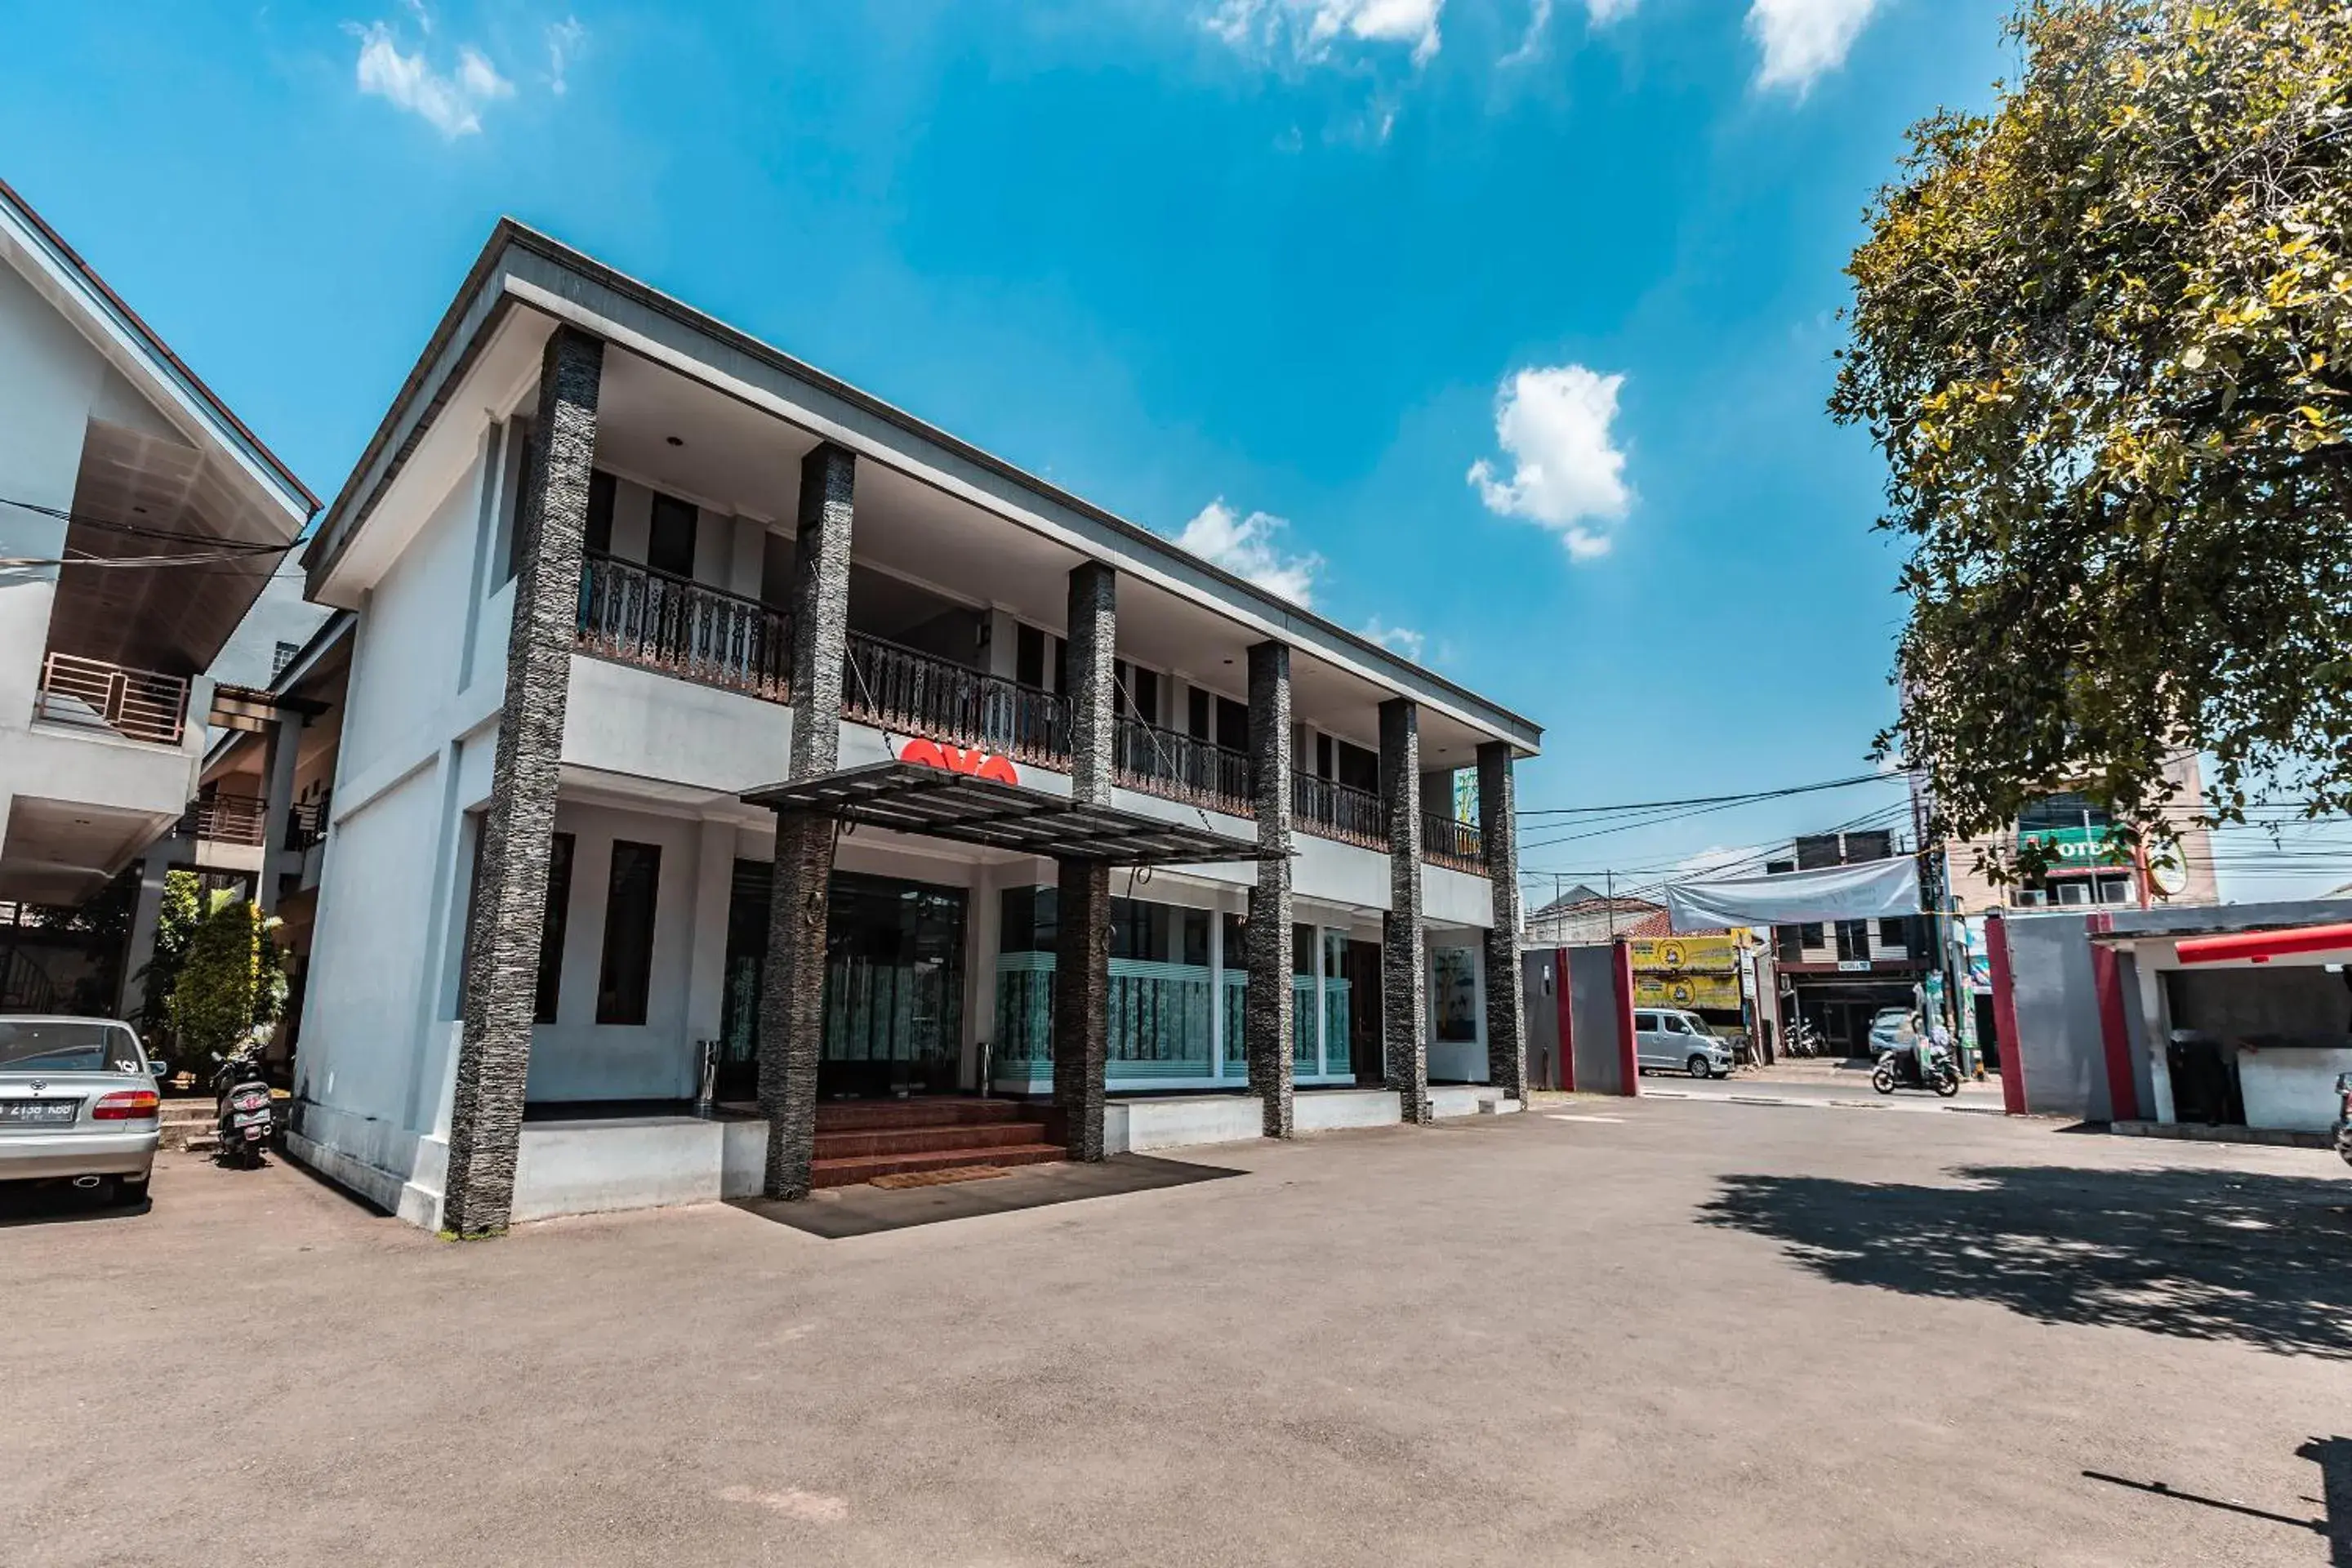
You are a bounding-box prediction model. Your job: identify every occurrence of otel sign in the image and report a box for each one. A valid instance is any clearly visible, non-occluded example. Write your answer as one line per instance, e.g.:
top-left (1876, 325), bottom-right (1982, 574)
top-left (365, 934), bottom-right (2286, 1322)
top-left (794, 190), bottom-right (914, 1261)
top-left (897, 735), bottom-right (1019, 786)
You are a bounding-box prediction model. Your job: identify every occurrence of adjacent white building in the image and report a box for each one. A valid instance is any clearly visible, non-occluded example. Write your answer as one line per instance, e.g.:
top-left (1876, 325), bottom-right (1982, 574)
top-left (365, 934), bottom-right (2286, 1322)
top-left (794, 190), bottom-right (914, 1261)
top-left (0, 176), bottom-right (314, 1007)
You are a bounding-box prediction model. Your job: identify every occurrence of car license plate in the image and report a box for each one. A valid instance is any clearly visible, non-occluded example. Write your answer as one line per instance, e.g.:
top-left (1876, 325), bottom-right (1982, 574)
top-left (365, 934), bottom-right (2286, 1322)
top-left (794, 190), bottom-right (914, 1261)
top-left (0, 1099), bottom-right (77, 1125)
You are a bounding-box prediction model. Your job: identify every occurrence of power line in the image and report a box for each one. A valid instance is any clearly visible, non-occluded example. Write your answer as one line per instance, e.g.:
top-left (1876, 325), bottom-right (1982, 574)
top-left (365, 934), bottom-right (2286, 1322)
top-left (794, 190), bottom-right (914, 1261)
top-left (1515, 771), bottom-right (1898, 820)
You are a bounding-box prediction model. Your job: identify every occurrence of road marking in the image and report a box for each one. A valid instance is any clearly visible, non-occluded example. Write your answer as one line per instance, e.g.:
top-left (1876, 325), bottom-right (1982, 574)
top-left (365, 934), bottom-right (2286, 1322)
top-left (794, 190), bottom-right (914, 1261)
top-left (1547, 1113), bottom-right (1625, 1124)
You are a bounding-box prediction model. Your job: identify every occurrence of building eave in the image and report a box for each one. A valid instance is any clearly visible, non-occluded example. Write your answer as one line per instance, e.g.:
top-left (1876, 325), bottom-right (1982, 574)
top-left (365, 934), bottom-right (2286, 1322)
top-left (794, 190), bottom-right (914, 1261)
top-left (303, 220), bottom-right (1543, 754)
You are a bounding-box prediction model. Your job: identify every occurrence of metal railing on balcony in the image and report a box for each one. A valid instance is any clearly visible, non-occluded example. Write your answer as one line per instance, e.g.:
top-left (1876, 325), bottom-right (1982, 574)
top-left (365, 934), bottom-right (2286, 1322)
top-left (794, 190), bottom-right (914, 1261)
top-left (843, 631), bottom-right (1071, 768)
top-left (576, 552), bottom-right (791, 702)
top-left (1292, 772), bottom-right (1386, 849)
top-left (34, 653), bottom-right (189, 746)
top-left (1422, 813), bottom-right (1485, 872)
top-left (182, 794), bottom-right (269, 847)
top-left (288, 791), bottom-right (332, 852)
top-left (1113, 717), bottom-right (1254, 817)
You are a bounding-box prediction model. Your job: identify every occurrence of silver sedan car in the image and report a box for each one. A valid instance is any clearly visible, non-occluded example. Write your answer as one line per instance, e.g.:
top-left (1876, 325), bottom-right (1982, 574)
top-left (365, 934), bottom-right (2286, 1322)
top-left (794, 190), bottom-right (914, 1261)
top-left (0, 1017), bottom-right (161, 1203)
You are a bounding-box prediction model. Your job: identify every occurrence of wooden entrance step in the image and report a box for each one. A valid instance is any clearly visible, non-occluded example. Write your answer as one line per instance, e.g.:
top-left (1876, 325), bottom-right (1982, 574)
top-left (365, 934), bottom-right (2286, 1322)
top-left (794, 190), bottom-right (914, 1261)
top-left (809, 1142), bottom-right (1067, 1190)
top-left (813, 1120), bottom-right (1054, 1160)
top-left (813, 1098), bottom-right (1032, 1134)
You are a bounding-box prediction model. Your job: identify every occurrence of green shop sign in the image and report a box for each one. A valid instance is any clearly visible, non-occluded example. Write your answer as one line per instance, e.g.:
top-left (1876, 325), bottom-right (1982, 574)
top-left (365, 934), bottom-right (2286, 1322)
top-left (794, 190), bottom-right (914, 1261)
top-left (2016, 824), bottom-right (2127, 864)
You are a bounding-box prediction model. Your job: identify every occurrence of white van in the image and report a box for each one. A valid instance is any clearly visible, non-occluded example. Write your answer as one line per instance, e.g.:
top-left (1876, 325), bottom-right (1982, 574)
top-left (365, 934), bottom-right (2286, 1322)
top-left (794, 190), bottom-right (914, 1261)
top-left (1633, 1009), bottom-right (1734, 1080)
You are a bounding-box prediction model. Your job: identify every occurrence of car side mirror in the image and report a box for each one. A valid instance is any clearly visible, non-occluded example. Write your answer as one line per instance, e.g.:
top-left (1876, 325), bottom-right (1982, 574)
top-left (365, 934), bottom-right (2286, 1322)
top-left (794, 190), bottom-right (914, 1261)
top-left (148, 1060), bottom-right (168, 1077)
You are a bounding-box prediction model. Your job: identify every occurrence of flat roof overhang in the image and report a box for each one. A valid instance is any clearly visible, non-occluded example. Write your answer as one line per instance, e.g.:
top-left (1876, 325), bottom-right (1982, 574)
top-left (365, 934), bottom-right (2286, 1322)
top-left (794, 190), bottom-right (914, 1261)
top-left (741, 762), bottom-right (1280, 868)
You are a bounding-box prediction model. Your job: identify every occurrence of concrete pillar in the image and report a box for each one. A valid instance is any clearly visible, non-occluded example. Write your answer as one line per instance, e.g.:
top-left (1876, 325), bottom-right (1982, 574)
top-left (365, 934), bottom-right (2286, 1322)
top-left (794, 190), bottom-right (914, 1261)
top-left (1477, 741), bottom-right (1527, 1101)
top-left (1053, 561), bottom-right (1116, 1160)
top-left (1244, 641), bottom-right (1294, 1138)
top-left (117, 840), bottom-right (185, 1022)
top-left (256, 712), bottom-right (304, 916)
top-left (443, 325), bottom-right (604, 1238)
top-left (757, 442), bottom-right (855, 1200)
top-left (1379, 698), bottom-right (1430, 1122)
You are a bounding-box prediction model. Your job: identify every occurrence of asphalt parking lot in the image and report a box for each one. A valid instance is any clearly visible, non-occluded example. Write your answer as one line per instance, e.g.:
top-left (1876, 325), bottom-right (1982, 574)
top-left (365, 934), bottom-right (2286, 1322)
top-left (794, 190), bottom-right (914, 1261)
top-left (5, 1097), bottom-right (2350, 1566)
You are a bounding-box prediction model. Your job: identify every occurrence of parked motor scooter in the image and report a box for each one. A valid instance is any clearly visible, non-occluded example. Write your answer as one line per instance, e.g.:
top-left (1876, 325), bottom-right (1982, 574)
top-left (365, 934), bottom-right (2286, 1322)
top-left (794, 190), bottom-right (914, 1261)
top-left (1873, 1042), bottom-right (1961, 1098)
top-left (212, 1042), bottom-right (275, 1168)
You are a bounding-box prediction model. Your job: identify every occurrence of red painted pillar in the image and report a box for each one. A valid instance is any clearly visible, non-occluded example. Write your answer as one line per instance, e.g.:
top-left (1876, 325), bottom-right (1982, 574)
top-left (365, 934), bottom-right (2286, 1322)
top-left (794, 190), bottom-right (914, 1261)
top-left (2086, 912), bottom-right (2141, 1123)
top-left (1610, 938), bottom-right (1639, 1098)
top-left (1553, 947), bottom-right (1577, 1093)
top-left (1986, 913), bottom-right (2027, 1116)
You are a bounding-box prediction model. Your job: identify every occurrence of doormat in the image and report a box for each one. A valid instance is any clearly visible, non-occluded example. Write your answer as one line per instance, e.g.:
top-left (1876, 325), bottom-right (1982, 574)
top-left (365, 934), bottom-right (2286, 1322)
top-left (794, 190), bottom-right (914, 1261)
top-left (867, 1165), bottom-right (1009, 1190)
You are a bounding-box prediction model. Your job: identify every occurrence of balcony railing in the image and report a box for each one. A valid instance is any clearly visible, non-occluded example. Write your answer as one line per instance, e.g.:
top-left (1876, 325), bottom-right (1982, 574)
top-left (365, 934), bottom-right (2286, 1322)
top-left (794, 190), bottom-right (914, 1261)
top-left (1422, 813), bottom-right (1485, 872)
top-left (288, 791), bottom-right (332, 852)
top-left (1292, 772), bottom-right (1386, 849)
top-left (35, 653), bottom-right (189, 746)
top-left (843, 631), bottom-right (1071, 768)
top-left (576, 552), bottom-right (791, 702)
top-left (1113, 717), bottom-right (1254, 817)
top-left (183, 794), bottom-right (269, 847)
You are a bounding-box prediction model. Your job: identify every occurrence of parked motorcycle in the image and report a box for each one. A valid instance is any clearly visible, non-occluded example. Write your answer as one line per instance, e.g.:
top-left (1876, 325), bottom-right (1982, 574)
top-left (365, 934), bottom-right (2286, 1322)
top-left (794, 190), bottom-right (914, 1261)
top-left (2332, 1072), bottom-right (2350, 1171)
top-left (1873, 1043), bottom-right (1961, 1098)
top-left (212, 1044), bottom-right (276, 1168)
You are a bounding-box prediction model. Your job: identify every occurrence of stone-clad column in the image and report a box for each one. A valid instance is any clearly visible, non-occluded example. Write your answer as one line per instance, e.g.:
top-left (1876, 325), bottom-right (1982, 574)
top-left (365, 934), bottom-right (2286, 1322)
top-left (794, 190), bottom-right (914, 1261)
top-left (1244, 641), bottom-right (1294, 1138)
top-left (443, 325), bottom-right (603, 1238)
top-left (1379, 698), bottom-right (1430, 1123)
top-left (758, 443), bottom-right (856, 1200)
top-left (1053, 562), bottom-right (1116, 1160)
top-left (1477, 741), bottom-right (1527, 1101)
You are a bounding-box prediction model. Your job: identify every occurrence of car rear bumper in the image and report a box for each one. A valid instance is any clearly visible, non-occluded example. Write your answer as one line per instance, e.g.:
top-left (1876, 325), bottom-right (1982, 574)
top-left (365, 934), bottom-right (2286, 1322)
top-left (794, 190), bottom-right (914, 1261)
top-left (0, 1127), bottom-right (159, 1181)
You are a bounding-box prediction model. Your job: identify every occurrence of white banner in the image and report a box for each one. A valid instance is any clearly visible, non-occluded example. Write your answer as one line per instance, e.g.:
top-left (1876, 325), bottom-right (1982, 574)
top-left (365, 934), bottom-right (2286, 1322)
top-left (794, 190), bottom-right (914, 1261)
top-left (1666, 858), bottom-right (1920, 933)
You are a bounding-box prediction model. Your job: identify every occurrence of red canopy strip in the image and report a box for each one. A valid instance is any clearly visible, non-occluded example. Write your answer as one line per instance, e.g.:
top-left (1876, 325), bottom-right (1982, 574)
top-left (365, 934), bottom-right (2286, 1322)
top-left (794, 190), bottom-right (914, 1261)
top-left (2173, 924), bottom-right (2352, 965)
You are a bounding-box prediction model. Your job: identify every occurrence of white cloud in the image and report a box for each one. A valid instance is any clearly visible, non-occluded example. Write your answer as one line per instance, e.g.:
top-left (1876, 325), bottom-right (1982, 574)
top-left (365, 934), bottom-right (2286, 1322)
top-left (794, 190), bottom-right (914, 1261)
top-left (1747, 0), bottom-right (1882, 93)
top-left (1205, 0), bottom-right (1445, 67)
top-left (350, 19), bottom-right (514, 137)
top-left (1587, 0), bottom-right (1639, 23)
top-left (546, 17), bottom-right (586, 96)
top-left (1175, 500), bottom-right (1323, 605)
top-left (1466, 363), bottom-right (1633, 562)
top-left (1361, 617), bottom-right (1427, 661)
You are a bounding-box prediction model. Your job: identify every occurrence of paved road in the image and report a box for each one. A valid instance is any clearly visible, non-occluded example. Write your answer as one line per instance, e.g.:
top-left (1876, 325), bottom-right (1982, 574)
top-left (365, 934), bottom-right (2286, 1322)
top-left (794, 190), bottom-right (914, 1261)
top-left (6, 1098), bottom-right (2350, 1566)
top-left (1638, 1070), bottom-right (2010, 1113)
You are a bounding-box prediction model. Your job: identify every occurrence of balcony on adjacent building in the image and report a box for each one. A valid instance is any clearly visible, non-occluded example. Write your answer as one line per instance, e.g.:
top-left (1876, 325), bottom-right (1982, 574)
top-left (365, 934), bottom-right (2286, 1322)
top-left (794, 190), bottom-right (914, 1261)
top-left (181, 792), bottom-right (269, 847)
top-left (33, 653), bottom-right (191, 748)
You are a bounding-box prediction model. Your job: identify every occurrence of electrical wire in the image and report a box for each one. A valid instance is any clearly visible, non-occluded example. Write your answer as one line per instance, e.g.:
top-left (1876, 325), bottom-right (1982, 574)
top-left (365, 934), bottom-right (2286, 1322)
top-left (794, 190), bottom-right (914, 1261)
top-left (1514, 771), bottom-right (1896, 820)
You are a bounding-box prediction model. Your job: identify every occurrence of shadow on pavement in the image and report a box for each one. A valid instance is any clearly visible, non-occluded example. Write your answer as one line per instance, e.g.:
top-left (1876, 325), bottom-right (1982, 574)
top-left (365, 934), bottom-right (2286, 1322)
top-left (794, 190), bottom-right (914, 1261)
top-left (733, 1153), bottom-right (1242, 1238)
top-left (0, 1182), bottom-right (153, 1229)
top-left (1699, 1164), bottom-right (2352, 1358)
top-left (2301, 1437), bottom-right (2352, 1567)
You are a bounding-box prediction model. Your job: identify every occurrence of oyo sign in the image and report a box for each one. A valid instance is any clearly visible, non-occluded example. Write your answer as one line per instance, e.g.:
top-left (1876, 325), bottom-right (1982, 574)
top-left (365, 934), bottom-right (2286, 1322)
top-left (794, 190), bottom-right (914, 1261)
top-left (898, 737), bottom-right (1018, 786)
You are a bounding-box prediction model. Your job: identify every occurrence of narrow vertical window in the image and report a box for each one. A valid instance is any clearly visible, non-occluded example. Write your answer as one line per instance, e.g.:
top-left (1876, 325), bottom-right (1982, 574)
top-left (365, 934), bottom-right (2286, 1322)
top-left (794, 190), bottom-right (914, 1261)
top-left (595, 840), bottom-right (661, 1025)
top-left (584, 471), bottom-right (616, 555)
top-left (646, 493), bottom-right (697, 577)
top-left (535, 833), bottom-right (576, 1024)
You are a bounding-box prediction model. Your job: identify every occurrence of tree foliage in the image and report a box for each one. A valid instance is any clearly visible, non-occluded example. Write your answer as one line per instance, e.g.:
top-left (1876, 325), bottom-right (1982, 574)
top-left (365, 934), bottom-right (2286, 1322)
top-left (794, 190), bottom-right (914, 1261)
top-left (166, 891), bottom-right (289, 1062)
top-left (1834, 0), bottom-right (2352, 866)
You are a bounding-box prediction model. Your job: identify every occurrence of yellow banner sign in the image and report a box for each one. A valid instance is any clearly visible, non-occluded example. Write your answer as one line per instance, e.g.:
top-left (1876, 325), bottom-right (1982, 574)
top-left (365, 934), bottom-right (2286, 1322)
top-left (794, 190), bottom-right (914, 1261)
top-left (1628, 935), bottom-right (1742, 974)
top-left (1632, 972), bottom-right (1743, 1011)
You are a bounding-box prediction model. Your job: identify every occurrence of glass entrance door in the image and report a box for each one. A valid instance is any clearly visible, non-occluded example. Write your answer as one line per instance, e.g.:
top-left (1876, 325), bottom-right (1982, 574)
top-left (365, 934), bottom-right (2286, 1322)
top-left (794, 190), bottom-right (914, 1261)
top-left (715, 865), bottom-right (970, 1101)
top-left (819, 871), bottom-right (967, 1098)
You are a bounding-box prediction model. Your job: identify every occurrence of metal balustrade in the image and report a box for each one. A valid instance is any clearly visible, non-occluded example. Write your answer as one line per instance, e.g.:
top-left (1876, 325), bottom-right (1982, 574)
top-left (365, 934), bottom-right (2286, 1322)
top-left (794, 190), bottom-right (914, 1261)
top-left (183, 794), bottom-right (270, 847)
top-left (1112, 716), bottom-right (1254, 817)
top-left (287, 791), bottom-right (332, 852)
top-left (1421, 813), bottom-right (1485, 872)
top-left (1291, 771), bottom-right (1386, 849)
top-left (842, 631), bottom-right (1071, 768)
top-left (34, 653), bottom-right (189, 746)
top-left (576, 552), bottom-right (791, 702)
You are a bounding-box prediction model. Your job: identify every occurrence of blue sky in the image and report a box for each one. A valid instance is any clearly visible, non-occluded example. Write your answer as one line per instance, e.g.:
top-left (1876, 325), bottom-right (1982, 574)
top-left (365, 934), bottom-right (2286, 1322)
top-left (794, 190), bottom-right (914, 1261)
top-left (21, 0), bottom-right (2259, 897)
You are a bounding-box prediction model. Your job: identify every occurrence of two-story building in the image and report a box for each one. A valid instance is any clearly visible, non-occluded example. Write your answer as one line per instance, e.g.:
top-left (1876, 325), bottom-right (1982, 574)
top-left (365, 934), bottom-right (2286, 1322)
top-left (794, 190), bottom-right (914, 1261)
top-left (1766, 829), bottom-right (1931, 1056)
top-left (285, 222), bottom-right (1543, 1232)
top-left (0, 176), bottom-right (314, 1010)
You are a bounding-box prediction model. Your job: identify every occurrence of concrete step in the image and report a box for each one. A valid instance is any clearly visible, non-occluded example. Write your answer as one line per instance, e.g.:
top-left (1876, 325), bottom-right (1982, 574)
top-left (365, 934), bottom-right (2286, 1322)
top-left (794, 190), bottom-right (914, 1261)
top-left (808, 1143), bottom-right (1066, 1189)
top-left (813, 1098), bottom-right (1033, 1134)
top-left (813, 1121), bottom-right (1052, 1160)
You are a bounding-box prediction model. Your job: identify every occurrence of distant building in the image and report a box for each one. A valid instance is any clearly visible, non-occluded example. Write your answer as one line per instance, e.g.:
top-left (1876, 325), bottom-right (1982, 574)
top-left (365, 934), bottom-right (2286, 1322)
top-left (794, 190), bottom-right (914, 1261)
top-left (1762, 828), bottom-right (1931, 1057)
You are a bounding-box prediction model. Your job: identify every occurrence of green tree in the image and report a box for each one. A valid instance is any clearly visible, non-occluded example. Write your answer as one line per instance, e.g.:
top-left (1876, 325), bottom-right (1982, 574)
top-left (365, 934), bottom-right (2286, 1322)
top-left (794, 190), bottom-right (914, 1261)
top-left (166, 891), bottom-right (290, 1062)
top-left (129, 870), bottom-right (204, 1034)
top-left (1833, 0), bottom-right (2352, 869)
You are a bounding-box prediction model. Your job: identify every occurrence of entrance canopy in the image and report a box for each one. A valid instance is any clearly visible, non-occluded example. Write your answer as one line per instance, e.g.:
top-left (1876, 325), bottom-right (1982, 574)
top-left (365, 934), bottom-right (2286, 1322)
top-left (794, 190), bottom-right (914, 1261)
top-left (742, 761), bottom-right (1278, 868)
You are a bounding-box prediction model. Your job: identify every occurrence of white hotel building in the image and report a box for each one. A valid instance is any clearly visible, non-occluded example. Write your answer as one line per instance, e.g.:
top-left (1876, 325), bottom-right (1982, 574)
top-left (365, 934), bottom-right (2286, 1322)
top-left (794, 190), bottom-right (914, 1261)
top-left (287, 223), bottom-right (1542, 1232)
